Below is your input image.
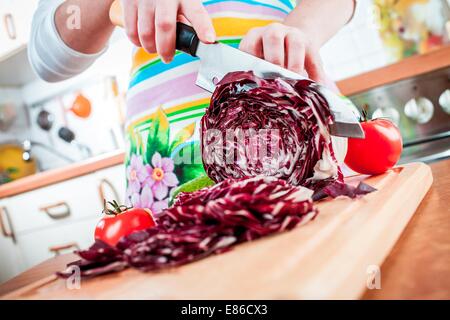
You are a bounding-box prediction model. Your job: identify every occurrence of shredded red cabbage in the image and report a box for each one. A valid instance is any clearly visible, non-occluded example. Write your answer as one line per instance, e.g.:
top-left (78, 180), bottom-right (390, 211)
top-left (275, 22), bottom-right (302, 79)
top-left (59, 176), bottom-right (316, 278)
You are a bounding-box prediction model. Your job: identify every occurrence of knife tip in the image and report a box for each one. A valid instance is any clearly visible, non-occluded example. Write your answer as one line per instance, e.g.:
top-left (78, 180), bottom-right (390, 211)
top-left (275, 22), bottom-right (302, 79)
top-left (330, 122), bottom-right (365, 139)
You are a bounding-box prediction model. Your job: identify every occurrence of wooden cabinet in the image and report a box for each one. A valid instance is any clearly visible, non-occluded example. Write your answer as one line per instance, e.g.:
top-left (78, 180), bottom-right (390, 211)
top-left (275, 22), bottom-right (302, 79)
top-left (0, 164), bottom-right (126, 283)
top-left (0, 0), bottom-right (38, 61)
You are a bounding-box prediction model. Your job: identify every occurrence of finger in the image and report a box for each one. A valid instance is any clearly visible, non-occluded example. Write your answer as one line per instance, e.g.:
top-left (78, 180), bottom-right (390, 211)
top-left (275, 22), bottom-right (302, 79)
top-left (305, 49), bottom-right (327, 85)
top-left (177, 14), bottom-right (189, 25)
top-left (181, 0), bottom-right (215, 43)
top-left (239, 28), bottom-right (263, 58)
top-left (262, 24), bottom-right (285, 66)
top-left (285, 32), bottom-right (305, 74)
top-left (155, 0), bottom-right (178, 63)
top-left (138, 1), bottom-right (156, 53)
top-left (121, 0), bottom-right (141, 47)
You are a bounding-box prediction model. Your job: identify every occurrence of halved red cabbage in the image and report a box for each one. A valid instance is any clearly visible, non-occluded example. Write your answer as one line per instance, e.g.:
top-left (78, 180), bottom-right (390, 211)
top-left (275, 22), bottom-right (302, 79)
top-left (201, 71), bottom-right (342, 192)
top-left (59, 176), bottom-right (316, 278)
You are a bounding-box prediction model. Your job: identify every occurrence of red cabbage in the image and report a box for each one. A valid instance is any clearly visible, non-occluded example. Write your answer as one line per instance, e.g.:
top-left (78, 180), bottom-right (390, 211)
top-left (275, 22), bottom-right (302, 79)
top-left (201, 71), bottom-right (342, 192)
top-left (59, 176), bottom-right (316, 278)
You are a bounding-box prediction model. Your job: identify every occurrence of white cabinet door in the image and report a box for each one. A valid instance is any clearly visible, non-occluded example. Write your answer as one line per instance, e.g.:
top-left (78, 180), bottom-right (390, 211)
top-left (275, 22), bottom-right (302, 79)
top-left (17, 217), bottom-right (99, 269)
top-left (95, 164), bottom-right (126, 206)
top-left (0, 165), bottom-right (125, 277)
top-left (0, 0), bottom-right (38, 60)
top-left (0, 201), bottom-right (25, 283)
top-left (0, 4), bottom-right (17, 59)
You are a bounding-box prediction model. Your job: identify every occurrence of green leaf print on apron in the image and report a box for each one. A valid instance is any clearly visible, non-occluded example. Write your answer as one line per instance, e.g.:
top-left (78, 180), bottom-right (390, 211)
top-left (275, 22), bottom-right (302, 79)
top-left (125, 108), bottom-right (206, 214)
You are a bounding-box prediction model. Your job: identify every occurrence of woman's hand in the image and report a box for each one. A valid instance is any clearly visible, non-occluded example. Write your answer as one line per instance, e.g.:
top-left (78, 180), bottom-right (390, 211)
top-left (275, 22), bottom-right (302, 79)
top-left (121, 0), bottom-right (215, 63)
top-left (239, 23), bottom-right (327, 84)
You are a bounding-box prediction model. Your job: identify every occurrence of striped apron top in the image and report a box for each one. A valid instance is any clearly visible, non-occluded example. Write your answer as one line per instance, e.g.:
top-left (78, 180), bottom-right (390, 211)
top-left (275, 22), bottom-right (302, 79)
top-left (124, 0), bottom-right (296, 214)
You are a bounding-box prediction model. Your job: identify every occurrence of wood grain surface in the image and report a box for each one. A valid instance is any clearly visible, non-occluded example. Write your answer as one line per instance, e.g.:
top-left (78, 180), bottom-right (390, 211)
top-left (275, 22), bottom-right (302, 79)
top-left (0, 162), bottom-right (438, 300)
top-left (362, 160), bottom-right (450, 299)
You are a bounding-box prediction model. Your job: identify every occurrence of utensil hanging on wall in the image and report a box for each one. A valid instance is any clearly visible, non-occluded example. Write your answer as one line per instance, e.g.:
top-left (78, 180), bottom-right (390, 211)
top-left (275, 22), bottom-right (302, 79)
top-left (0, 103), bottom-right (16, 132)
top-left (36, 109), bottom-right (54, 131)
top-left (57, 126), bottom-right (93, 158)
top-left (69, 93), bottom-right (92, 118)
top-left (58, 127), bottom-right (76, 143)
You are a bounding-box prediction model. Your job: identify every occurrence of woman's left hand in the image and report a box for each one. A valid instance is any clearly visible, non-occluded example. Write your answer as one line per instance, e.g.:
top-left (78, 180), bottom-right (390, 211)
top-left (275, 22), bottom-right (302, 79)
top-left (239, 23), bottom-right (327, 84)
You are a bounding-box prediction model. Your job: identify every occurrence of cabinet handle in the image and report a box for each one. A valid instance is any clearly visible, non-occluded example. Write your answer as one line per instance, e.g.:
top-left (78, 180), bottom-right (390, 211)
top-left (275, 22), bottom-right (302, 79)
top-left (0, 206), bottom-right (16, 243)
top-left (98, 178), bottom-right (120, 204)
top-left (3, 13), bottom-right (17, 40)
top-left (40, 202), bottom-right (71, 220)
top-left (49, 242), bottom-right (80, 256)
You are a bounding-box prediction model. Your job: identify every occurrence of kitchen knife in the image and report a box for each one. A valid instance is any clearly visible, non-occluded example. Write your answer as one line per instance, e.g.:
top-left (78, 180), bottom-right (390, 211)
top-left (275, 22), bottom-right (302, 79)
top-left (109, 1), bottom-right (364, 138)
top-left (176, 23), bottom-right (364, 138)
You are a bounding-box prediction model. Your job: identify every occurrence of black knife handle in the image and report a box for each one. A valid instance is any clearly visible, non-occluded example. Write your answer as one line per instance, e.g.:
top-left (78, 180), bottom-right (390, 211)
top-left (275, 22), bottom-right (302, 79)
top-left (176, 23), bottom-right (199, 57)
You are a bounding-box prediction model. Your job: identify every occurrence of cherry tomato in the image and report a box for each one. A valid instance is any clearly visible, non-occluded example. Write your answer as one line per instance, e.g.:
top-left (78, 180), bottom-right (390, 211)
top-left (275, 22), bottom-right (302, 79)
top-left (345, 118), bottom-right (403, 175)
top-left (95, 201), bottom-right (156, 247)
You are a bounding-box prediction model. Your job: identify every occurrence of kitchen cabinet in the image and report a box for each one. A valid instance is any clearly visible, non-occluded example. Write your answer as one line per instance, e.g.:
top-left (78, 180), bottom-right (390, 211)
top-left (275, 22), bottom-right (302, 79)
top-left (0, 0), bottom-right (38, 61)
top-left (5, 174), bottom-right (104, 234)
top-left (95, 165), bottom-right (126, 205)
top-left (17, 217), bottom-right (99, 268)
top-left (0, 164), bottom-right (126, 283)
top-left (0, 201), bottom-right (25, 283)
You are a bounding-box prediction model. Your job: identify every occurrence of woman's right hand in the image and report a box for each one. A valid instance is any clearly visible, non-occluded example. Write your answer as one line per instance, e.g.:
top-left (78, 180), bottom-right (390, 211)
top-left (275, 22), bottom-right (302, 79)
top-left (121, 0), bottom-right (216, 63)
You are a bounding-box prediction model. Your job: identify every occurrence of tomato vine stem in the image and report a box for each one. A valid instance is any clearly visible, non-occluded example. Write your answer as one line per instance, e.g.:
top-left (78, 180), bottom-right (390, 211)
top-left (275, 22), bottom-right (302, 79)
top-left (102, 199), bottom-right (132, 216)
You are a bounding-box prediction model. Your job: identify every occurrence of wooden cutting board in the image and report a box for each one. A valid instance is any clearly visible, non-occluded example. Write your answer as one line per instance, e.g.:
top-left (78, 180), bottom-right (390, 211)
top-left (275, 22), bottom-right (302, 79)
top-left (3, 162), bottom-right (432, 300)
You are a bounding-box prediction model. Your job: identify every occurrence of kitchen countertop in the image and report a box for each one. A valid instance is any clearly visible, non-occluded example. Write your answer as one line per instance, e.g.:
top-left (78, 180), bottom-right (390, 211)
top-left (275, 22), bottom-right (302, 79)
top-left (0, 150), bottom-right (124, 199)
top-left (0, 159), bottom-right (448, 299)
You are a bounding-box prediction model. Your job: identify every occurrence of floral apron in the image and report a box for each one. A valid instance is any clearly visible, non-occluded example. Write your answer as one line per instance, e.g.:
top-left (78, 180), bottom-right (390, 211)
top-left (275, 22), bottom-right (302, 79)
top-left (125, 0), bottom-right (296, 214)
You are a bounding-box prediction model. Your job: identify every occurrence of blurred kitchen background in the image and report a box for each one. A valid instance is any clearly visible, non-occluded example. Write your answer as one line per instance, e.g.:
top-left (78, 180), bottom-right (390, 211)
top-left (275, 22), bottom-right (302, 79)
top-left (0, 0), bottom-right (449, 283)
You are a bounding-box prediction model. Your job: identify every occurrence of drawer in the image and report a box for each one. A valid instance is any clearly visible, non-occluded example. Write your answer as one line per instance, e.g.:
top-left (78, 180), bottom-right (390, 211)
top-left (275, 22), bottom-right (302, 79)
top-left (95, 165), bottom-right (126, 204)
top-left (17, 217), bottom-right (98, 268)
top-left (5, 173), bottom-right (104, 234)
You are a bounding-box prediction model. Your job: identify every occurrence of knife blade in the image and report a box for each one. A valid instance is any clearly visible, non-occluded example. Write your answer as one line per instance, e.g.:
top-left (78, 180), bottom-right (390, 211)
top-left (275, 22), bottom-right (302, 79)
top-left (175, 23), bottom-right (364, 138)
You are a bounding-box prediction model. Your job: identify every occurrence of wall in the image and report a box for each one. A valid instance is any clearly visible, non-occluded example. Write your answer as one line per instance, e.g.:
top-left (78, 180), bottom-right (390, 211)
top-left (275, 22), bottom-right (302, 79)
top-left (321, 0), bottom-right (450, 80)
top-left (321, 0), bottom-right (390, 81)
top-left (1, 29), bottom-right (133, 171)
top-left (0, 87), bottom-right (29, 144)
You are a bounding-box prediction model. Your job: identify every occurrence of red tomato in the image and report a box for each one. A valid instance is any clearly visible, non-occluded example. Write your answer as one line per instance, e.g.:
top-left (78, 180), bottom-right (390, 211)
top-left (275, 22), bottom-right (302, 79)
top-left (95, 201), bottom-right (156, 246)
top-left (345, 118), bottom-right (403, 175)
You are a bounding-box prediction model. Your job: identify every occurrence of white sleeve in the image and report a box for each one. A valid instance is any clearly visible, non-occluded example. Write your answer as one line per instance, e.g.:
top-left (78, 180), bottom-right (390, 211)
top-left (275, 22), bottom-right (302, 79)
top-left (28, 0), bottom-right (107, 83)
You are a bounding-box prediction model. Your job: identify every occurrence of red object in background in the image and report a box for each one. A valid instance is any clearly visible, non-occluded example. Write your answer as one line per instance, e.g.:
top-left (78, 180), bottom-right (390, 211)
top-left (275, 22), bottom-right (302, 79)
top-left (345, 118), bottom-right (403, 175)
top-left (70, 93), bottom-right (92, 118)
top-left (95, 201), bottom-right (156, 247)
